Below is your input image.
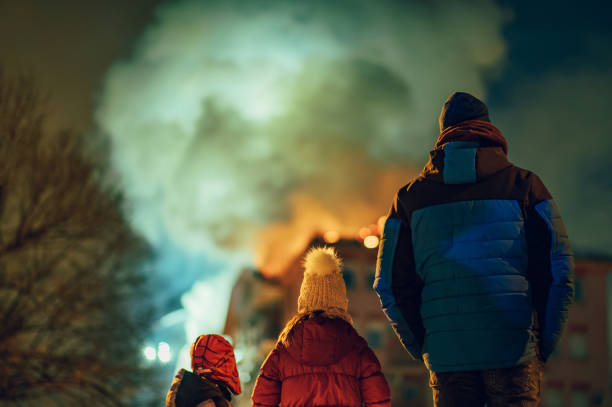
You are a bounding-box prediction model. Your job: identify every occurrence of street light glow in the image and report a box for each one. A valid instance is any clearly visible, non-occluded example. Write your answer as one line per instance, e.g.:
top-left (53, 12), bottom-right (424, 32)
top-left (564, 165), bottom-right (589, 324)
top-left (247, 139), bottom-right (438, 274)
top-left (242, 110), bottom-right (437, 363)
top-left (143, 346), bottom-right (156, 361)
top-left (158, 342), bottom-right (171, 363)
top-left (364, 235), bottom-right (379, 249)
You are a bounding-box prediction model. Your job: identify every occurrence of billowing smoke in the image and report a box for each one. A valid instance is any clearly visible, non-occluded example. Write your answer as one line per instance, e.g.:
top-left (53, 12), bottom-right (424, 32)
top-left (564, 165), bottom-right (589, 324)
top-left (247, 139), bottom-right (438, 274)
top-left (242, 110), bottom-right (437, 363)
top-left (96, 0), bottom-right (507, 359)
top-left (496, 69), bottom-right (612, 255)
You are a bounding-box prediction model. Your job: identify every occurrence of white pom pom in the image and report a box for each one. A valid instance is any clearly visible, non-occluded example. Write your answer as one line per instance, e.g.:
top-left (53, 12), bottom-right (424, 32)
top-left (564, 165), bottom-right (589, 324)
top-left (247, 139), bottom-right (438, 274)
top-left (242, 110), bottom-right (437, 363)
top-left (303, 246), bottom-right (342, 276)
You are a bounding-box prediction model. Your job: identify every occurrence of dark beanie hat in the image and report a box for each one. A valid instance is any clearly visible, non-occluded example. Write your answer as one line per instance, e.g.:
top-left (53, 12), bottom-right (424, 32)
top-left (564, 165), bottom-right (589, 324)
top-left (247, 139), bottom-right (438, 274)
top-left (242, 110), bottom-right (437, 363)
top-left (439, 92), bottom-right (490, 132)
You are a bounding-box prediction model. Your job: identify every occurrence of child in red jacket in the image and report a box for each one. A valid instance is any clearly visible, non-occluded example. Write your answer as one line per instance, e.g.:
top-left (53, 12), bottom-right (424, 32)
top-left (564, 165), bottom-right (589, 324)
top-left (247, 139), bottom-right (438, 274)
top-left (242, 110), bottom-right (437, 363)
top-left (252, 247), bottom-right (391, 407)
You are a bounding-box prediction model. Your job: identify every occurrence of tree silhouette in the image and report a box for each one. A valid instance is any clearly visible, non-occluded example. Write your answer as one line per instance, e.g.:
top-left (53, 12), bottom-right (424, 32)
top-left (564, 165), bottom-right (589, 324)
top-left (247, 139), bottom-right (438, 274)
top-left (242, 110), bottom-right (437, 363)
top-left (0, 74), bottom-right (158, 406)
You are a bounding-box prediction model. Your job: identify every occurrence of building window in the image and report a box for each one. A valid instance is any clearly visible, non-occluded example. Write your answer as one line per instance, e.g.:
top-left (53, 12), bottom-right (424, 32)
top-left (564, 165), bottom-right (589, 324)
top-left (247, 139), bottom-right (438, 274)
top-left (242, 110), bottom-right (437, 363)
top-left (366, 328), bottom-right (383, 349)
top-left (342, 268), bottom-right (355, 290)
top-left (591, 392), bottom-right (604, 406)
top-left (401, 385), bottom-right (418, 401)
top-left (549, 344), bottom-right (561, 360)
top-left (574, 278), bottom-right (584, 303)
top-left (571, 390), bottom-right (590, 407)
top-left (542, 389), bottom-right (563, 407)
top-left (367, 271), bottom-right (376, 290)
top-left (569, 332), bottom-right (588, 360)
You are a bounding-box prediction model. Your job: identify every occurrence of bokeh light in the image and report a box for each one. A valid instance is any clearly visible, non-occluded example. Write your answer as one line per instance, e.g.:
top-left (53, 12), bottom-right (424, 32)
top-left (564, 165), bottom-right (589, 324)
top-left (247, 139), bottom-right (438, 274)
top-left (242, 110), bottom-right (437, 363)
top-left (143, 346), bottom-right (156, 361)
top-left (323, 230), bottom-right (340, 244)
top-left (363, 235), bottom-right (380, 249)
top-left (157, 342), bottom-right (171, 363)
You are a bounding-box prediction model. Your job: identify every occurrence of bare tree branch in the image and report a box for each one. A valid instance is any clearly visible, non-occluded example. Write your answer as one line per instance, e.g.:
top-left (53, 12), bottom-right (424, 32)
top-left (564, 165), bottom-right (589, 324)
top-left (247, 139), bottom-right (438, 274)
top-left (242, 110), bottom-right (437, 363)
top-left (0, 73), bottom-right (160, 406)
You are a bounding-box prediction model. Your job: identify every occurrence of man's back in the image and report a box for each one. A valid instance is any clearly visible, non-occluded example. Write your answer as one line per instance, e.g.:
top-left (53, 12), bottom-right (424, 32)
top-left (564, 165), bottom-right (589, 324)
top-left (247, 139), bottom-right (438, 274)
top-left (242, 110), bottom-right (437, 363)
top-left (373, 92), bottom-right (574, 406)
top-left (395, 133), bottom-right (558, 371)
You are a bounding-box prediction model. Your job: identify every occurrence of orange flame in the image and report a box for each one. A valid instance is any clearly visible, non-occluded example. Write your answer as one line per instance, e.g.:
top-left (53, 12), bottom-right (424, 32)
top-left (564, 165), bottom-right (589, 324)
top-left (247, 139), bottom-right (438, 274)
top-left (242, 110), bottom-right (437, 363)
top-left (254, 167), bottom-right (418, 277)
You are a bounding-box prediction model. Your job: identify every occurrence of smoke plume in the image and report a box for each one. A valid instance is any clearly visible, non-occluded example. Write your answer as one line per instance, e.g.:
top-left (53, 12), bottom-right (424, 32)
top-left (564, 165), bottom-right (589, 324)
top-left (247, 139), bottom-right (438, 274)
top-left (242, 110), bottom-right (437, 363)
top-left (496, 69), bottom-right (612, 255)
top-left (96, 0), bottom-right (507, 344)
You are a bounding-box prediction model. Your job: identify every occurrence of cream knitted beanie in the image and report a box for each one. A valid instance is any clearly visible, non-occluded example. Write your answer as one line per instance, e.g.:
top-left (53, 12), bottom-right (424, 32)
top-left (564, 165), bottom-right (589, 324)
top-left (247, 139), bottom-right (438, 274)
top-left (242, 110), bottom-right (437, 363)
top-left (297, 246), bottom-right (348, 314)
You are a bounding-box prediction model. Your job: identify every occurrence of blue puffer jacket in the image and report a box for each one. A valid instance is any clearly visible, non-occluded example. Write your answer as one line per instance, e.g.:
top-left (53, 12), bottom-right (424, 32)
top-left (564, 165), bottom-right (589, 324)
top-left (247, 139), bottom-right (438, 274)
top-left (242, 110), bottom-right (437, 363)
top-left (374, 122), bottom-right (574, 372)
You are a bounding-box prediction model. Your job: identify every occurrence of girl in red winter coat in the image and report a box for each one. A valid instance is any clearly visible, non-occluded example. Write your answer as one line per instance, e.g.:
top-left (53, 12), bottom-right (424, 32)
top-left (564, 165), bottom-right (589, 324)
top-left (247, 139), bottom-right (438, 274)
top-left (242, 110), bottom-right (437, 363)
top-left (251, 247), bottom-right (391, 407)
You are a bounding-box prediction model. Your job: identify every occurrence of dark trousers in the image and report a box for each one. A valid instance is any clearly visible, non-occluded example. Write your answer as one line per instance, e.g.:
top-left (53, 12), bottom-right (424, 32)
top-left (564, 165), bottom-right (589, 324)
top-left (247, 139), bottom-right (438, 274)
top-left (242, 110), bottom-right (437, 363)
top-left (428, 358), bottom-right (543, 407)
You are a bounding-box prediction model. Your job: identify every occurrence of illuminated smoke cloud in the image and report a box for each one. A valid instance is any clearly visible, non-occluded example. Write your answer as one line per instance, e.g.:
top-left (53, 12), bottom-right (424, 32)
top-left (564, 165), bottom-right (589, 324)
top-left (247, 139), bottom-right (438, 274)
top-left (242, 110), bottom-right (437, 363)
top-left (96, 0), bottom-right (507, 343)
top-left (496, 70), bottom-right (612, 255)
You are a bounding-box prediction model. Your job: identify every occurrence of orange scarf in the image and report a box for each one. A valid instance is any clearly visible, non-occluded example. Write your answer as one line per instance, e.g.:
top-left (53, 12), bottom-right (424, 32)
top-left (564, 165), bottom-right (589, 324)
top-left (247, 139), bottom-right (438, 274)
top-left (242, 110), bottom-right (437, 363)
top-left (435, 120), bottom-right (508, 155)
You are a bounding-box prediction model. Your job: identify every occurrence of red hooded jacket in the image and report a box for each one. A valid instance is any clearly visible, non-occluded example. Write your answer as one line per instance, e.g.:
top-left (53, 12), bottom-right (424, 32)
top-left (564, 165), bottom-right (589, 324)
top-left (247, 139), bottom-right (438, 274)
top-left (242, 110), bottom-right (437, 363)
top-left (251, 316), bottom-right (390, 407)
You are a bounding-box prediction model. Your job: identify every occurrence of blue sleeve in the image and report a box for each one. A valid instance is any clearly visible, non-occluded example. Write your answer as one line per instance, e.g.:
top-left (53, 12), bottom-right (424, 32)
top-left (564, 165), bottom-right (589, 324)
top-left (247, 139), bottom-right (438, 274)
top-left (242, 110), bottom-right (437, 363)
top-left (373, 199), bottom-right (424, 361)
top-left (533, 199), bottom-right (575, 360)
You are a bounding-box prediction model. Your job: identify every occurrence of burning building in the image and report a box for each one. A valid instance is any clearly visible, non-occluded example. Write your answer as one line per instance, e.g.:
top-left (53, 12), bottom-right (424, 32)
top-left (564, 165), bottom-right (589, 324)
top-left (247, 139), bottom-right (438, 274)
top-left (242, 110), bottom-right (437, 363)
top-left (224, 236), bottom-right (431, 407)
top-left (225, 237), bottom-right (612, 407)
top-left (539, 257), bottom-right (612, 407)
top-left (276, 236), bottom-right (431, 405)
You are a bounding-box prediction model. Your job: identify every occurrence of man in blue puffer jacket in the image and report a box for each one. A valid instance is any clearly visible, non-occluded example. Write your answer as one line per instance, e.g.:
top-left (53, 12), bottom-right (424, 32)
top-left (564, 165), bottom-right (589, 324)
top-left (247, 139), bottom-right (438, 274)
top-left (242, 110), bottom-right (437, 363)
top-left (374, 92), bottom-right (574, 406)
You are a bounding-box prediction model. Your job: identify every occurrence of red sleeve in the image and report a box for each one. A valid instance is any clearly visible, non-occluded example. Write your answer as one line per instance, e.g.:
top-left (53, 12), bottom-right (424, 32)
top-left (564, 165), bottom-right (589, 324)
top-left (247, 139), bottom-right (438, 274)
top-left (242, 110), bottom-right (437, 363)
top-left (251, 347), bottom-right (282, 407)
top-left (359, 347), bottom-right (391, 407)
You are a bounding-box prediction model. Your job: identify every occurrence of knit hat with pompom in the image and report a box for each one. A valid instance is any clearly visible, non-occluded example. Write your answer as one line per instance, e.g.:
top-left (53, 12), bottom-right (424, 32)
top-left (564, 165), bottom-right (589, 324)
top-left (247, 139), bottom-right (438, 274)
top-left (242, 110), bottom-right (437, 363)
top-left (297, 247), bottom-right (348, 313)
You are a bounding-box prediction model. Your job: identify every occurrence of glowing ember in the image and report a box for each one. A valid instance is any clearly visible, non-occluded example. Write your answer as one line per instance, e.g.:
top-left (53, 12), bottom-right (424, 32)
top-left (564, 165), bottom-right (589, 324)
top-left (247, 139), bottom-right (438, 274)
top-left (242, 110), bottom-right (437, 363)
top-left (363, 235), bottom-right (380, 249)
top-left (324, 230), bottom-right (340, 244)
top-left (377, 216), bottom-right (387, 234)
top-left (358, 227), bottom-right (372, 240)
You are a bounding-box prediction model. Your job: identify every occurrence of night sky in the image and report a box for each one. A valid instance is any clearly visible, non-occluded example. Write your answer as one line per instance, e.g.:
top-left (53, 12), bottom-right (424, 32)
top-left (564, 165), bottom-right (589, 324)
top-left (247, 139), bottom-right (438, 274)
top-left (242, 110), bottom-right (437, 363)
top-left (0, 0), bottom-right (164, 132)
top-left (1, 0), bottom-right (611, 338)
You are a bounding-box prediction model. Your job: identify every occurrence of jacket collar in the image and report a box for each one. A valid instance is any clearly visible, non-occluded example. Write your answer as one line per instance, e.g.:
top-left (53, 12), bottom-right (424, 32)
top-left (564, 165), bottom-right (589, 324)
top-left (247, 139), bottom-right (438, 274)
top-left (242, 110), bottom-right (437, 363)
top-left (422, 120), bottom-right (511, 184)
top-left (421, 143), bottom-right (512, 184)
